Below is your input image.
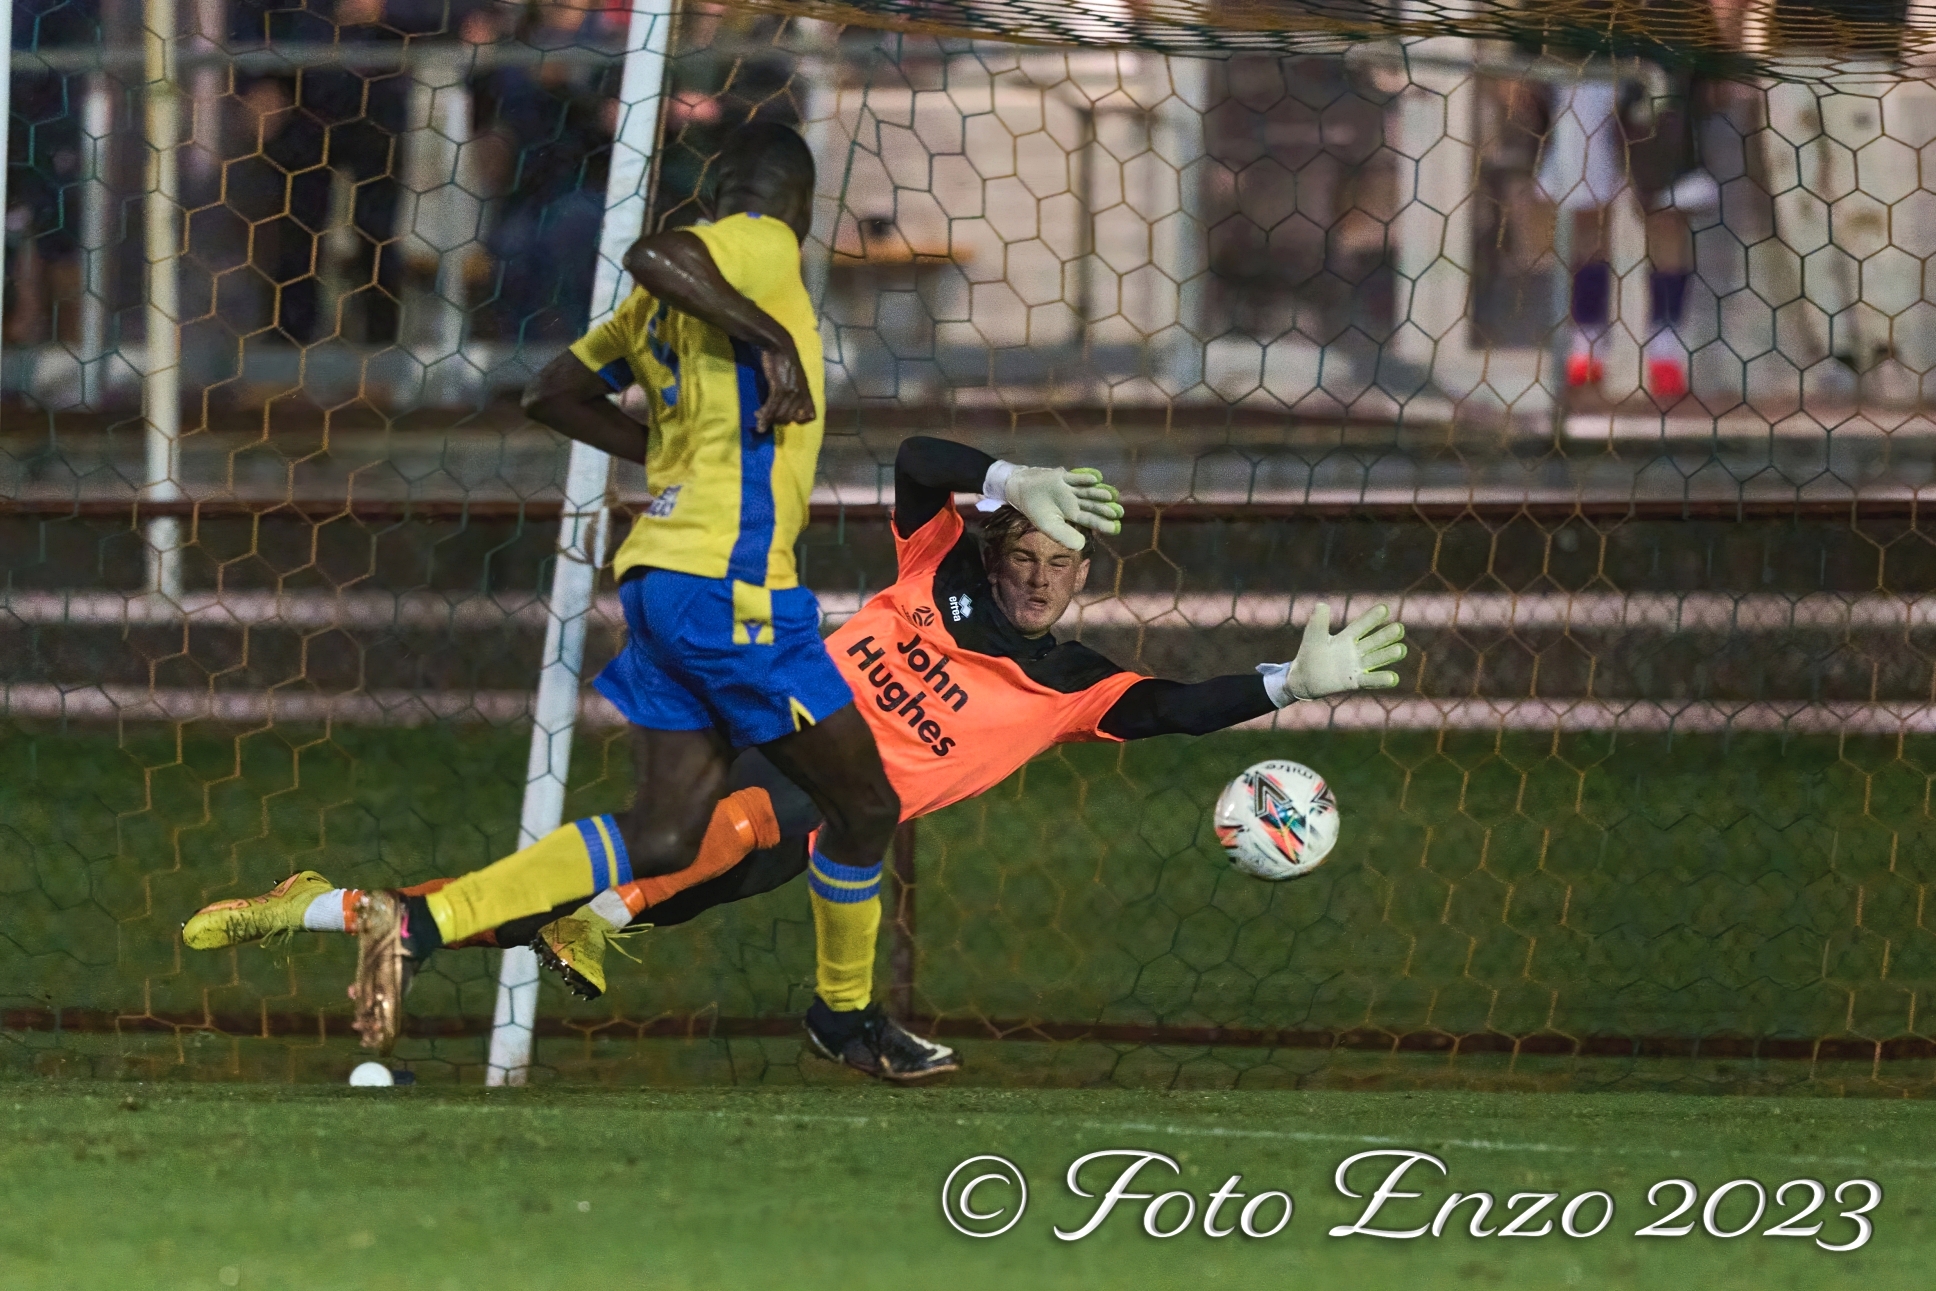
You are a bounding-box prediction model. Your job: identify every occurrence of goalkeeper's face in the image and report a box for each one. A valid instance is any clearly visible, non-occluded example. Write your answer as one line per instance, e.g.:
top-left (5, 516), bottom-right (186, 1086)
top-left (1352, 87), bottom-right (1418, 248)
top-left (988, 530), bottom-right (1090, 637)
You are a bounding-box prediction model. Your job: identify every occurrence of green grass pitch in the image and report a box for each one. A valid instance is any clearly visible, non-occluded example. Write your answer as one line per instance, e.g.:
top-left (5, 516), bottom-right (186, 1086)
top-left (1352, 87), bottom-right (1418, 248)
top-left (1, 1082), bottom-right (1931, 1290)
top-left (6, 719), bottom-right (1936, 1287)
top-left (5, 721), bottom-right (1935, 1091)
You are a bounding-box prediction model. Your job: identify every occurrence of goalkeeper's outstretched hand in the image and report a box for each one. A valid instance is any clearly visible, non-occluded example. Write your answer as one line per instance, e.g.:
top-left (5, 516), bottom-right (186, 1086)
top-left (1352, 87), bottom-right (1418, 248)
top-left (1258, 603), bottom-right (1408, 706)
top-left (984, 463), bottom-right (1125, 550)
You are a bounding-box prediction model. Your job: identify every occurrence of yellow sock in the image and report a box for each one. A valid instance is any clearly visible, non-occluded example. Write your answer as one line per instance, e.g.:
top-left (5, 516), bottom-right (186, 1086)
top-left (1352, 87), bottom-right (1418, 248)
top-left (808, 851), bottom-right (882, 1011)
top-left (425, 815), bottom-right (631, 946)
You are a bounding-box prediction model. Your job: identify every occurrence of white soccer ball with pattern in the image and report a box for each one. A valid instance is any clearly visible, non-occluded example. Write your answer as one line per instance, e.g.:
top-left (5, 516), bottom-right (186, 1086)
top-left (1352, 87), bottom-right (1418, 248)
top-left (1213, 760), bottom-right (1339, 881)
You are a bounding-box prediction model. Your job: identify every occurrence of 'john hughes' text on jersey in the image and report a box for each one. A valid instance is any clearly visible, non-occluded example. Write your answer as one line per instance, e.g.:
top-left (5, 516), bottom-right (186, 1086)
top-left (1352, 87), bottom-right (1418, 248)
top-left (825, 504), bottom-right (1143, 822)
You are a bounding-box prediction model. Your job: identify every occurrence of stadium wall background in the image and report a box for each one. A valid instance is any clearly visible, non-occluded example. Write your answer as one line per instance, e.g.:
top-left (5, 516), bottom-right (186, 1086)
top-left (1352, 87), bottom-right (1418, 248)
top-left (7, 1), bottom-right (1936, 1092)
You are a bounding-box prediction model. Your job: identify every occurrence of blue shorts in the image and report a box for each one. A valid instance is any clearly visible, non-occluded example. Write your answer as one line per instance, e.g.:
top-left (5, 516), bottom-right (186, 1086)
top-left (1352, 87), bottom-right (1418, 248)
top-left (593, 569), bottom-right (854, 749)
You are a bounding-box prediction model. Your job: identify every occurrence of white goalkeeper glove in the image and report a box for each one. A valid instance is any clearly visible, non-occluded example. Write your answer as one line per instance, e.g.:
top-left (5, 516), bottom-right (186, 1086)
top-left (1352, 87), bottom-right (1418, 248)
top-left (980, 461), bottom-right (1124, 550)
top-left (1258, 603), bottom-right (1407, 706)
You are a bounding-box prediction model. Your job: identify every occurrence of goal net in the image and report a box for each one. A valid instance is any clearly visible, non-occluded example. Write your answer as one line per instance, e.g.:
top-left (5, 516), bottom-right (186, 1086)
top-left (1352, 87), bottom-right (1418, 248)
top-left (6, 0), bottom-right (1936, 1092)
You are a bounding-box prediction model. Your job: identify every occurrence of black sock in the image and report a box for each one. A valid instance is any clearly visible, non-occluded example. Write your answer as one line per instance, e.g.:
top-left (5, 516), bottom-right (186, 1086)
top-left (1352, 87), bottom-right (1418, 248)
top-left (400, 894), bottom-right (445, 960)
top-left (808, 996), bottom-right (872, 1039)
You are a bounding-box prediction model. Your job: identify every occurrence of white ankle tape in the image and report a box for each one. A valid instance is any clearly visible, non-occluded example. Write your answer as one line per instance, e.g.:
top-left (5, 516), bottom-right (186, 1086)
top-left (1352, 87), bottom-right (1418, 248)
top-left (588, 888), bottom-right (634, 929)
top-left (302, 890), bottom-right (350, 933)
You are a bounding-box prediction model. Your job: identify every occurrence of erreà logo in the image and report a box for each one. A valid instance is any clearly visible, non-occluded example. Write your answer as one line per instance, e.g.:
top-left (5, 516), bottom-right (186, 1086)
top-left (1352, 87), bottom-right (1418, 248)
top-left (947, 593), bottom-right (973, 622)
top-left (910, 605), bottom-right (935, 627)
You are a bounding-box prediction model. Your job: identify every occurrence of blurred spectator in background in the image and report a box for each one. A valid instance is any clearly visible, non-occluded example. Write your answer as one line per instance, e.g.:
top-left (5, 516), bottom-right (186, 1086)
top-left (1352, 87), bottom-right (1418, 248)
top-left (187, 77), bottom-right (304, 347)
top-left (472, 0), bottom-right (622, 340)
top-left (649, 5), bottom-right (801, 230)
top-left (1626, 70), bottom-right (1732, 400)
top-left (230, 0), bottom-right (489, 345)
top-left (1528, 0), bottom-right (1732, 401)
top-left (4, 0), bottom-right (98, 346)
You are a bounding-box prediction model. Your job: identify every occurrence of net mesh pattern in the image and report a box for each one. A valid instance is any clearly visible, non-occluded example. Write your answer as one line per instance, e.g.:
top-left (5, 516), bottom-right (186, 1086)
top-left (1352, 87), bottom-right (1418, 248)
top-left (4, 2), bottom-right (1936, 1091)
top-left (738, 0), bottom-right (1917, 79)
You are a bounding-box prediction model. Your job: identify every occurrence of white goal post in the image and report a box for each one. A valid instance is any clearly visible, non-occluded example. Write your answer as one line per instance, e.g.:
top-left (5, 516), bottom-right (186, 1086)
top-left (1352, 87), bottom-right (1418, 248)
top-left (485, 0), bottom-right (675, 1087)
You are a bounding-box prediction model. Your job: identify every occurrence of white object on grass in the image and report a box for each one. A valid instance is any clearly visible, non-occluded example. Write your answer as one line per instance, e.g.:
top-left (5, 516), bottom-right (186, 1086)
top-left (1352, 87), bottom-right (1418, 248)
top-left (348, 1062), bottom-right (396, 1088)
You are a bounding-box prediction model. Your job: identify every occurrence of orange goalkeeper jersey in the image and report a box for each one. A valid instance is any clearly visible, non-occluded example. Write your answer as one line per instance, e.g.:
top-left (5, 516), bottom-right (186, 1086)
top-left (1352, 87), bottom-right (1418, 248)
top-left (826, 505), bottom-right (1144, 822)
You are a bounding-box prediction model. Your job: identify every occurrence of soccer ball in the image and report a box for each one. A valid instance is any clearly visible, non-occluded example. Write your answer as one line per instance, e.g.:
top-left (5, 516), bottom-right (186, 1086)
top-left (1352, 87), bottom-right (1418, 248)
top-left (1213, 760), bottom-right (1339, 881)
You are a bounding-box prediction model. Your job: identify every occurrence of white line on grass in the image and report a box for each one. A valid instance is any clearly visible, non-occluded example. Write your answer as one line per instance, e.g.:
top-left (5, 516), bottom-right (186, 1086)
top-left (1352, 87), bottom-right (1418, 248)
top-left (644, 1108), bottom-right (1936, 1173)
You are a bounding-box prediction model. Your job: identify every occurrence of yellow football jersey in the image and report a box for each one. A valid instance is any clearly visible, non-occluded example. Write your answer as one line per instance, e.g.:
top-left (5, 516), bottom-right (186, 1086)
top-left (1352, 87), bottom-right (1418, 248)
top-left (569, 213), bottom-right (824, 589)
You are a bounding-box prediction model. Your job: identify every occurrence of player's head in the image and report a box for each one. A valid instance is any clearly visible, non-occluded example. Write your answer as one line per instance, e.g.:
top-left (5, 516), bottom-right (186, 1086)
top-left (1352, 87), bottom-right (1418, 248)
top-left (712, 123), bottom-right (816, 244)
top-left (980, 505), bottom-right (1092, 637)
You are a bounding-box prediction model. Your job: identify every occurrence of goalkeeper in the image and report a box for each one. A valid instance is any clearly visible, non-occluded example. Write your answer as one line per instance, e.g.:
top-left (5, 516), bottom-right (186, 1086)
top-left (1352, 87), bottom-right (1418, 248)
top-left (184, 436), bottom-right (1407, 1080)
top-left (338, 121), bottom-right (942, 1055)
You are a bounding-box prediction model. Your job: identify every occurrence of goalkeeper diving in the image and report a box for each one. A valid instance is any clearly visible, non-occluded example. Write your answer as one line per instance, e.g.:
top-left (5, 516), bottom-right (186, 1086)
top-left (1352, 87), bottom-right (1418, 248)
top-left (183, 435), bottom-right (1407, 1080)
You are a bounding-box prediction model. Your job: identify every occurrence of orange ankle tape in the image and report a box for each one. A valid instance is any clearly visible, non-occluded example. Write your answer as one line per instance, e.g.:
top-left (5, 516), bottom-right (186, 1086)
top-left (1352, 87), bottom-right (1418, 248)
top-left (738, 786), bottom-right (781, 851)
top-left (614, 787), bottom-right (778, 915)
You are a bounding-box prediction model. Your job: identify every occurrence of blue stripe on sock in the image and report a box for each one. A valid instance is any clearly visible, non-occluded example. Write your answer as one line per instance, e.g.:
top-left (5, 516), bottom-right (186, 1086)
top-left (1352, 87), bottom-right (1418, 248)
top-left (807, 851), bottom-right (881, 905)
top-left (809, 853), bottom-right (882, 884)
top-left (602, 814), bottom-right (632, 885)
top-left (575, 817), bottom-right (610, 891)
top-left (809, 873), bottom-right (881, 904)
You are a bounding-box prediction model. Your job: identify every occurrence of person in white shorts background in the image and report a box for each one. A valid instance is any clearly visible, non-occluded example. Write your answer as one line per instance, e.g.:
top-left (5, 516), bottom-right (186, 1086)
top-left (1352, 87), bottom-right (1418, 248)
top-left (1538, 68), bottom-right (1724, 403)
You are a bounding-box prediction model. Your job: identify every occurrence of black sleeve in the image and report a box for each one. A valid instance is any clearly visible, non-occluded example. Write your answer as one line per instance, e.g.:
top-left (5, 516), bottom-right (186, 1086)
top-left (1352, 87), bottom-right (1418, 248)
top-left (893, 435), bottom-right (997, 538)
top-left (1098, 675), bottom-right (1276, 741)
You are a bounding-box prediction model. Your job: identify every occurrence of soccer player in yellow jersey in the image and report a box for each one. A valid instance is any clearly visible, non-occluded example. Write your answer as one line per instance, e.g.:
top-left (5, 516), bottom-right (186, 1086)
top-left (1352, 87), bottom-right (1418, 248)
top-left (185, 434), bottom-right (1401, 1081)
top-left (195, 126), bottom-right (1127, 1067)
top-left (340, 124), bottom-right (912, 1060)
